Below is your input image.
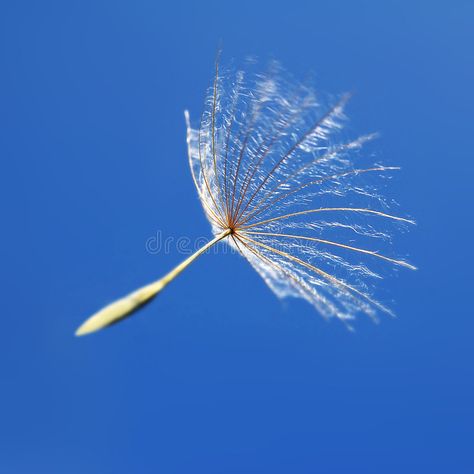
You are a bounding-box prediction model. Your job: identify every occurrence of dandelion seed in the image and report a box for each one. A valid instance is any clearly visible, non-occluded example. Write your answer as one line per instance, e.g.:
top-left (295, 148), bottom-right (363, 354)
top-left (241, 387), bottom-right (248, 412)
top-left (75, 56), bottom-right (415, 336)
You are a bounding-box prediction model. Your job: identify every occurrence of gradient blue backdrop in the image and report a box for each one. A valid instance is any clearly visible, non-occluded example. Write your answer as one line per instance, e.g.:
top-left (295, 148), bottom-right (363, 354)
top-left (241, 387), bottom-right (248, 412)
top-left (1, 1), bottom-right (473, 472)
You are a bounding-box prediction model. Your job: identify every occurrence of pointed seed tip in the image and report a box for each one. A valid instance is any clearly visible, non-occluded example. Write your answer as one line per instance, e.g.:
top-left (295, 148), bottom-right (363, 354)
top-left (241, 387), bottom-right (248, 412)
top-left (75, 317), bottom-right (103, 337)
top-left (75, 323), bottom-right (91, 337)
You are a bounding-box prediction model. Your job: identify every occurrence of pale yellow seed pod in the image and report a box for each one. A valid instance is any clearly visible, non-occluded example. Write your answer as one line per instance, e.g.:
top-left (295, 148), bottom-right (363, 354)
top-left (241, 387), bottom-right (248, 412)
top-left (75, 230), bottom-right (231, 336)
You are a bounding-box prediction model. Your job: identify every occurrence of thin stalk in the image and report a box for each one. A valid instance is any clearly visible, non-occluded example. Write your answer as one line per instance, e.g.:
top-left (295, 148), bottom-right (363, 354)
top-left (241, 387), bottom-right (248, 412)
top-left (75, 229), bottom-right (231, 336)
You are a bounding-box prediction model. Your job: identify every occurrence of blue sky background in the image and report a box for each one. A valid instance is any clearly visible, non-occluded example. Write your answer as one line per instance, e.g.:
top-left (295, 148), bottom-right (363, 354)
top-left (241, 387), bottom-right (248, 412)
top-left (1, 1), bottom-right (473, 473)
